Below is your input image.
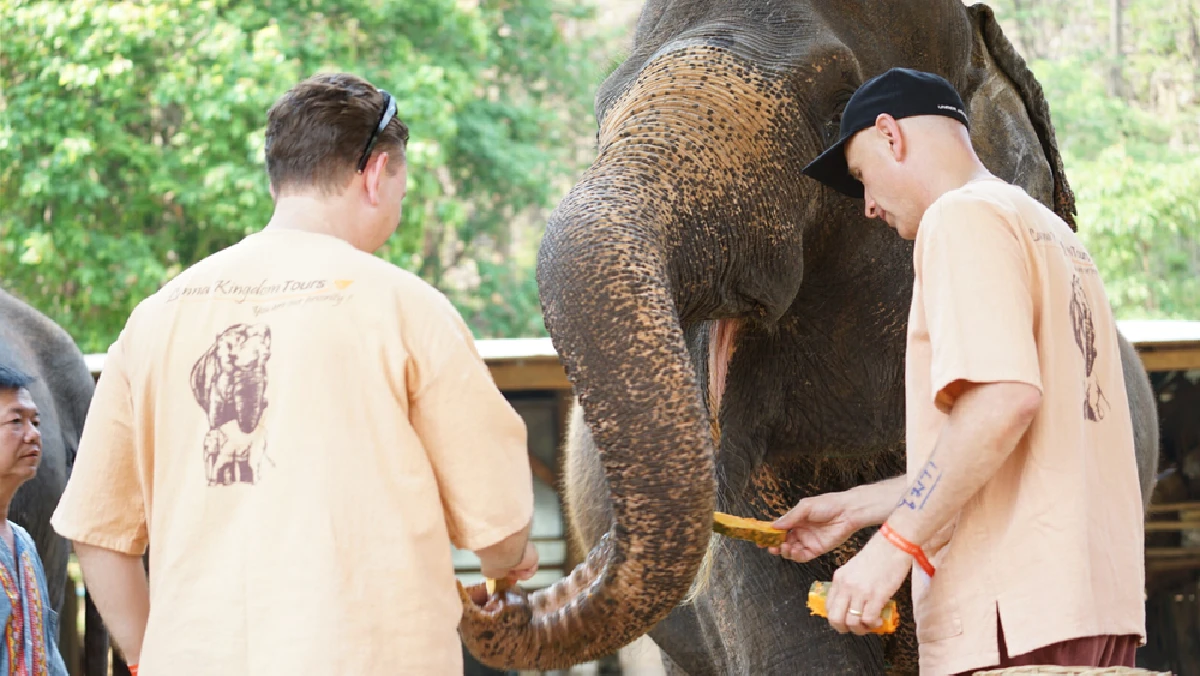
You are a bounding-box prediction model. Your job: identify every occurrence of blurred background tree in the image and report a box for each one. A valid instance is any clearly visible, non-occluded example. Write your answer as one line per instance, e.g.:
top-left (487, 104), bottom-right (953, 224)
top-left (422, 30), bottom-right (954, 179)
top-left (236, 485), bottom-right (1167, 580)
top-left (989, 0), bottom-right (1200, 319)
top-left (0, 0), bottom-right (620, 351)
top-left (1, 0), bottom-right (1197, 353)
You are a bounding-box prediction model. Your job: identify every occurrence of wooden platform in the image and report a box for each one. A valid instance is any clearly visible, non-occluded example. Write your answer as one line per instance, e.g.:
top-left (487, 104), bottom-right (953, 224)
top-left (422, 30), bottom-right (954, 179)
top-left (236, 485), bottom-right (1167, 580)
top-left (1145, 501), bottom-right (1200, 575)
top-left (1119, 319), bottom-right (1200, 373)
top-left (79, 319), bottom-right (1200, 389)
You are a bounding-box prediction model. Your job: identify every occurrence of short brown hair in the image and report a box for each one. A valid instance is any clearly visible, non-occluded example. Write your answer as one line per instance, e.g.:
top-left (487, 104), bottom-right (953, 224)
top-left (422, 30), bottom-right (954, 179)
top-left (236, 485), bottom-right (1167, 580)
top-left (264, 72), bottom-right (410, 195)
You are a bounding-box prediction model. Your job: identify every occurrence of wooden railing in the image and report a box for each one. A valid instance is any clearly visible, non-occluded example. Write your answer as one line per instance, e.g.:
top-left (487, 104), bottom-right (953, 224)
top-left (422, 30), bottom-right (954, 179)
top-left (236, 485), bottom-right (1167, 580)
top-left (1146, 501), bottom-right (1200, 575)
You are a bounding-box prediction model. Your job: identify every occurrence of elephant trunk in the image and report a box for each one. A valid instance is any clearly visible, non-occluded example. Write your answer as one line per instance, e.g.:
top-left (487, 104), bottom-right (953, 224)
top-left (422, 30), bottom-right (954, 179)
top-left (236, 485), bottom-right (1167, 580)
top-left (459, 43), bottom-right (811, 669)
top-left (458, 176), bottom-right (717, 669)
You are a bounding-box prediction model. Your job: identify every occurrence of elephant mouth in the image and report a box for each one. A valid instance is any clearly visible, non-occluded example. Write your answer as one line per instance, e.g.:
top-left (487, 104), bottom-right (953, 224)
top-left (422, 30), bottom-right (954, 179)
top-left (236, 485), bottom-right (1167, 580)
top-left (708, 318), bottom-right (742, 444)
top-left (462, 579), bottom-right (525, 612)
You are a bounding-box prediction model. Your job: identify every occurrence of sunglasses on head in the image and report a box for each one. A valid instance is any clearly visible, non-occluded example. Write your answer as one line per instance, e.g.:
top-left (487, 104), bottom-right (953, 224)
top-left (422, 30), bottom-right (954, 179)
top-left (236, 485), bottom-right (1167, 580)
top-left (356, 89), bottom-right (397, 173)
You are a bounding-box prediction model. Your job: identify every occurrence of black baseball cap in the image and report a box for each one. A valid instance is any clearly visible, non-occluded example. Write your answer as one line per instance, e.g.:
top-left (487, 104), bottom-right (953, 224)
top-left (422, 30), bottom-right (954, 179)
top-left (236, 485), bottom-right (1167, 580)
top-left (801, 67), bottom-right (970, 198)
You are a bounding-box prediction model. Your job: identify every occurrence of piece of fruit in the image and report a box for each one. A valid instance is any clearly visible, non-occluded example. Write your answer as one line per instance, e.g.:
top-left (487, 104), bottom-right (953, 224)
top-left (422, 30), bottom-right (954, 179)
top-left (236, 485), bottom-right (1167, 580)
top-left (712, 511), bottom-right (787, 546)
top-left (806, 581), bottom-right (900, 634)
top-left (485, 577), bottom-right (512, 596)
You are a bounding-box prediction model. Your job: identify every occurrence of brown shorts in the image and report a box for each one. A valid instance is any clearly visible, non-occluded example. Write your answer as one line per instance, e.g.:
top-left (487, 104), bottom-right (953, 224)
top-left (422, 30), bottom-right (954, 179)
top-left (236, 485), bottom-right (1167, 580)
top-left (954, 614), bottom-right (1140, 674)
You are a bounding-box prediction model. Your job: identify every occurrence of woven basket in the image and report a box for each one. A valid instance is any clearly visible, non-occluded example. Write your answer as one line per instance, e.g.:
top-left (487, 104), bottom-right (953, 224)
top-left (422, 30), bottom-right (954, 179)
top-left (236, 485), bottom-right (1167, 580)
top-left (972, 668), bottom-right (1171, 675)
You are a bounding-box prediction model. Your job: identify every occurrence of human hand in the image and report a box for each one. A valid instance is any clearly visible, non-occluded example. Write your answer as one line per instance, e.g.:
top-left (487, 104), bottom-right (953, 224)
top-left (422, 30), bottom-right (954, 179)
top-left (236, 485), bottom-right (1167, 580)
top-left (507, 541), bottom-right (539, 582)
top-left (481, 540), bottom-right (539, 583)
top-left (765, 491), bottom-right (862, 563)
top-left (823, 532), bottom-right (912, 636)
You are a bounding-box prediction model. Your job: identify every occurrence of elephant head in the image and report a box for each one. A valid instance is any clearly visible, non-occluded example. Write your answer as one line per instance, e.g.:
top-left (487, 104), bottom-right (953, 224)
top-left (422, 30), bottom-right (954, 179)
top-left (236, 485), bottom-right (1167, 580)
top-left (460, 1), bottom-right (1077, 670)
top-left (190, 323), bottom-right (272, 433)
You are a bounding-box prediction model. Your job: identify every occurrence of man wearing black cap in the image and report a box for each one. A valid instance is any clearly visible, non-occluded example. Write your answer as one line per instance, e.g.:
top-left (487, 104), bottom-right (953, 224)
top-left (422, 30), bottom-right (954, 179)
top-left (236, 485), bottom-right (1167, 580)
top-left (766, 68), bottom-right (1145, 674)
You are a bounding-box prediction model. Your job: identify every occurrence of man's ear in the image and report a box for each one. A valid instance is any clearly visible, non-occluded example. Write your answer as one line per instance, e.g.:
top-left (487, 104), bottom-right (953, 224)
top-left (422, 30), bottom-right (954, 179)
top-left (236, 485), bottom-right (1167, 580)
top-left (363, 151), bottom-right (391, 205)
top-left (875, 114), bottom-right (906, 161)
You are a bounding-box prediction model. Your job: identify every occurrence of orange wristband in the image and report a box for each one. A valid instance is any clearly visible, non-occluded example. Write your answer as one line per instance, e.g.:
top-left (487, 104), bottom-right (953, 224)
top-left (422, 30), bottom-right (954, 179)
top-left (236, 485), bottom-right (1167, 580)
top-left (880, 523), bottom-right (936, 578)
top-left (129, 666), bottom-right (138, 676)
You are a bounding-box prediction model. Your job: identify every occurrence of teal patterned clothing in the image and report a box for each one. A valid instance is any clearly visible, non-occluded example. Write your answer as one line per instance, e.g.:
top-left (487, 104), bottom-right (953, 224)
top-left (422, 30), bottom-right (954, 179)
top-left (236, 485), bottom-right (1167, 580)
top-left (0, 522), bottom-right (67, 676)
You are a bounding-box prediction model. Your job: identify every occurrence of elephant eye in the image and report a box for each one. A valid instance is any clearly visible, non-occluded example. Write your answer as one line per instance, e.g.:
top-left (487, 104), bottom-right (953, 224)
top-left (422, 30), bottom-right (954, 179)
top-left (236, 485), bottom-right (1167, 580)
top-left (823, 114), bottom-right (842, 146)
top-left (822, 89), bottom-right (854, 146)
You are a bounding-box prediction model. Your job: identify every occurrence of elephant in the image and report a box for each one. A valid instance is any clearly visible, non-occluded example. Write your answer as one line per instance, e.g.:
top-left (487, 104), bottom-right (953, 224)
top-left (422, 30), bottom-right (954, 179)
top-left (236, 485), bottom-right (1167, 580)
top-left (458, 1), bottom-right (1161, 674)
top-left (191, 323), bottom-right (273, 485)
top-left (1, 287), bottom-right (110, 674)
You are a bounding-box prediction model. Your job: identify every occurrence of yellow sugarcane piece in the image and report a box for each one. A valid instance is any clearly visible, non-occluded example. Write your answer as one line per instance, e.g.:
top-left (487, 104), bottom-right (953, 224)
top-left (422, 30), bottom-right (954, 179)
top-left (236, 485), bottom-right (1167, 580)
top-left (806, 581), bottom-right (900, 634)
top-left (485, 577), bottom-right (512, 596)
top-left (712, 511), bottom-right (787, 547)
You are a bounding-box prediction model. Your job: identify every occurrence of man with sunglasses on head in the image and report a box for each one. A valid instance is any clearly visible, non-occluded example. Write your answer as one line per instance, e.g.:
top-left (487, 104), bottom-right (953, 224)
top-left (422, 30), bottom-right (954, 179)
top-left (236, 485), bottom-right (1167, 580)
top-left (50, 72), bottom-right (538, 675)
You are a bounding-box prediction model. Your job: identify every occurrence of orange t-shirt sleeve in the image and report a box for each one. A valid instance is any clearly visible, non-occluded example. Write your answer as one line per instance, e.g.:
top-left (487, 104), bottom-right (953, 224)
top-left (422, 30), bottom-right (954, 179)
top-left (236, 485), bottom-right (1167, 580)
top-left (50, 331), bottom-right (148, 556)
top-left (406, 296), bottom-right (534, 553)
top-left (918, 195), bottom-right (1043, 412)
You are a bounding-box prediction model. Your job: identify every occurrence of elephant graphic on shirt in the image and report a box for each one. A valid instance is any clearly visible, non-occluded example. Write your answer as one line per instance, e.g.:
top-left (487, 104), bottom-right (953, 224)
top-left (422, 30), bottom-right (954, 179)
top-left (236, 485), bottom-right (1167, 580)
top-left (191, 323), bottom-right (272, 485)
top-left (1070, 275), bottom-right (1110, 421)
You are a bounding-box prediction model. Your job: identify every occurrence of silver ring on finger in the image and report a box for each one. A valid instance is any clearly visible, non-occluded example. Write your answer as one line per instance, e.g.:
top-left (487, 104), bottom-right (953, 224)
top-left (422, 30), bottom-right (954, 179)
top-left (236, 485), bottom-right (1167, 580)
top-left (848, 608), bottom-right (862, 616)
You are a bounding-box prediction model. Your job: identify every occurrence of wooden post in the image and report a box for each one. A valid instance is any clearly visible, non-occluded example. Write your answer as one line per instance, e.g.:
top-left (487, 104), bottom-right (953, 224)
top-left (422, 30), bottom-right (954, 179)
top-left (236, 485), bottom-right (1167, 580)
top-left (60, 577), bottom-right (79, 675)
top-left (527, 453), bottom-right (558, 492)
top-left (84, 590), bottom-right (110, 676)
top-left (111, 652), bottom-right (130, 676)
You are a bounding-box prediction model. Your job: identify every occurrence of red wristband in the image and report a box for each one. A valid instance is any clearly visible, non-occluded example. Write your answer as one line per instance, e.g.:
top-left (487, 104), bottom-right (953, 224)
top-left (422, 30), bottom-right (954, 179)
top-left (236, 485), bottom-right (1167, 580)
top-left (880, 523), bottom-right (936, 578)
top-left (129, 666), bottom-right (139, 676)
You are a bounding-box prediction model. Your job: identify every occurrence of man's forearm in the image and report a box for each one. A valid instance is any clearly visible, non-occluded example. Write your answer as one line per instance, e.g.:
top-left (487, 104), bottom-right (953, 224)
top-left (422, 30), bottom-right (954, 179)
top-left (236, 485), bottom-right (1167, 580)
top-left (73, 542), bottom-right (149, 664)
top-left (883, 382), bottom-right (1041, 554)
top-left (848, 476), bottom-right (908, 529)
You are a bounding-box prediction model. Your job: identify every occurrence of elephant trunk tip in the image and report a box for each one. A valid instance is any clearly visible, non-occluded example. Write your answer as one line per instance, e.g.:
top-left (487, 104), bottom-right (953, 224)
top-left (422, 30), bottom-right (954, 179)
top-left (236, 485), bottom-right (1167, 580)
top-left (460, 538), bottom-right (620, 670)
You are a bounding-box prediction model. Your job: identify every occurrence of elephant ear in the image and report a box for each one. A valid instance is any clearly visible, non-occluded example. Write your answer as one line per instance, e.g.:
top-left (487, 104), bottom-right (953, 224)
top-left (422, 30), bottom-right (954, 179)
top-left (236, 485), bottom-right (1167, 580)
top-left (963, 3), bottom-right (1077, 231)
top-left (191, 346), bottom-right (215, 411)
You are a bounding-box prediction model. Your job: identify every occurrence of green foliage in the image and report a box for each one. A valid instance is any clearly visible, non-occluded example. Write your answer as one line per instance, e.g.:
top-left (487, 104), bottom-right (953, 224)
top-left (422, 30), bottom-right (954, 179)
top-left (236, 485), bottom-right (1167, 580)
top-left (1071, 147), bottom-right (1200, 317)
top-left (991, 0), bottom-right (1200, 321)
top-left (1026, 54), bottom-right (1200, 319)
top-left (0, 0), bottom-right (607, 352)
top-left (5, 0), bottom-right (1196, 351)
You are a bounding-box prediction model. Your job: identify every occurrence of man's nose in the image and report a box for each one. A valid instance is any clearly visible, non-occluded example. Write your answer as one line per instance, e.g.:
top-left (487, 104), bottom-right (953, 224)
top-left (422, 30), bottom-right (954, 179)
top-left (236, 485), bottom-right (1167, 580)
top-left (24, 423), bottom-right (40, 445)
top-left (864, 197), bottom-right (879, 219)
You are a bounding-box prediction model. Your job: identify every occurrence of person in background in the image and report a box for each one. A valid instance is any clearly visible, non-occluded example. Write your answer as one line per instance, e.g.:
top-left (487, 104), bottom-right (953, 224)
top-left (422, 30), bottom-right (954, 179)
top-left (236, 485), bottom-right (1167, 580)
top-left (0, 365), bottom-right (68, 676)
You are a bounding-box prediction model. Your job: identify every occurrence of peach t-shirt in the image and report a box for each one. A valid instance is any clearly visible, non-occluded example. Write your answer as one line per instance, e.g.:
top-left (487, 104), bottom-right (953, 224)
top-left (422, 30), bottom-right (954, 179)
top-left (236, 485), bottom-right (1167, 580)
top-left (50, 229), bottom-right (534, 675)
top-left (905, 179), bottom-right (1146, 675)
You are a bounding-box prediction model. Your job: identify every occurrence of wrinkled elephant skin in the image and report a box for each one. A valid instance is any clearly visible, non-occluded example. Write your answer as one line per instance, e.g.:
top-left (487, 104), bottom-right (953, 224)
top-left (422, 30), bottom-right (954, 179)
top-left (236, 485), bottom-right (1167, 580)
top-left (459, 2), bottom-right (1160, 674)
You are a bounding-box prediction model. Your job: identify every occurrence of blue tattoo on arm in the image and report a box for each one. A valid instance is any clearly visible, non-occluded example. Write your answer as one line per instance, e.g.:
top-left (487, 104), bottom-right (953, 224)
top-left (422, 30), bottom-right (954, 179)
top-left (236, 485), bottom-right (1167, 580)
top-left (898, 460), bottom-right (942, 511)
